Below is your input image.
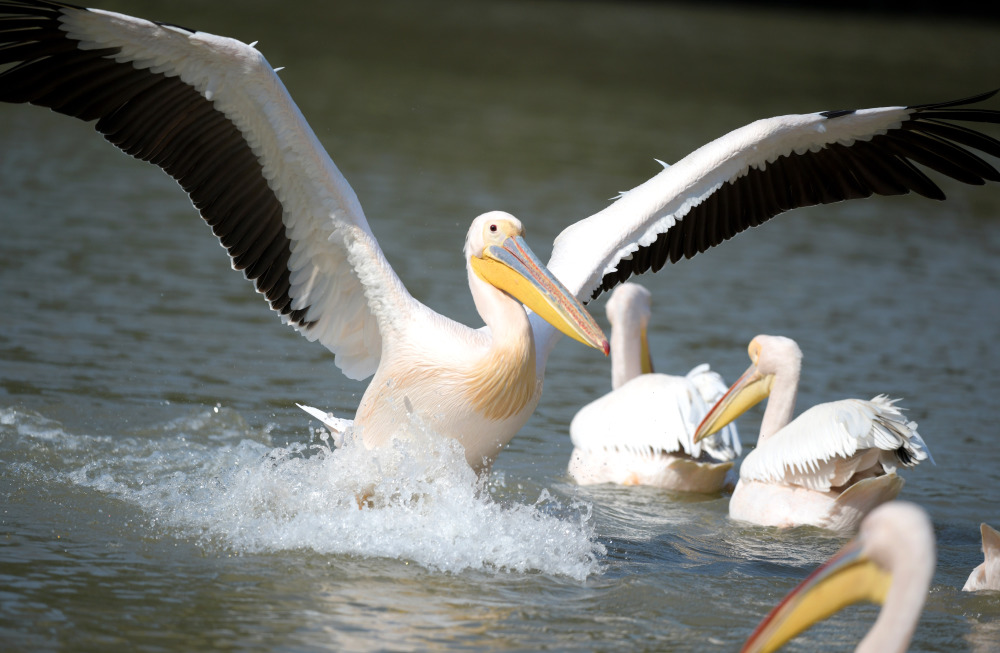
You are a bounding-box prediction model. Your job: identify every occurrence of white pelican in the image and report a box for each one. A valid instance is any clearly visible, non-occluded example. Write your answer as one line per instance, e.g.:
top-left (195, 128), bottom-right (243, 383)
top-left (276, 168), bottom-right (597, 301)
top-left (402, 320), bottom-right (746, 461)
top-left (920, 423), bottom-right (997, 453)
top-left (742, 501), bottom-right (935, 653)
top-left (963, 522), bottom-right (1000, 592)
top-left (1, 3), bottom-right (998, 473)
top-left (693, 335), bottom-right (933, 531)
top-left (567, 283), bottom-right (741, 492)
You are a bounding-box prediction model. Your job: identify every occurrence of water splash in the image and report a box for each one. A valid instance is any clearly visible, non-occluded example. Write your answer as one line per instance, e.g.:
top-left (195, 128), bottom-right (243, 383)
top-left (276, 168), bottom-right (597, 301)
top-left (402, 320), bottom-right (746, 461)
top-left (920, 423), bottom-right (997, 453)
top-left (1, 406), bottom-right (603, 579)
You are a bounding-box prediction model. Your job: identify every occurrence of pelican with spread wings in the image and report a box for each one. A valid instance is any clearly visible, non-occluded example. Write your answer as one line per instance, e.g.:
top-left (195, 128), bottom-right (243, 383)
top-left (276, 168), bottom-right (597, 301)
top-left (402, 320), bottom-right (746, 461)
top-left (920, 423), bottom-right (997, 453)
top-left (1, 1), bottom-right (997, 473)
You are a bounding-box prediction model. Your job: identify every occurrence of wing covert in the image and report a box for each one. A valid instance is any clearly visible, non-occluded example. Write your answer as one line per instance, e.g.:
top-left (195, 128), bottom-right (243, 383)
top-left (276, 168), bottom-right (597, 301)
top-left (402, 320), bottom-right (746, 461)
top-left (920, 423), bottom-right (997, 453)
top-left (740, 396), bottom-right (933, 492)
top-left (569, 369), bottom-right (742, 461)
top-left (569, 374), bottom-right (698, 458)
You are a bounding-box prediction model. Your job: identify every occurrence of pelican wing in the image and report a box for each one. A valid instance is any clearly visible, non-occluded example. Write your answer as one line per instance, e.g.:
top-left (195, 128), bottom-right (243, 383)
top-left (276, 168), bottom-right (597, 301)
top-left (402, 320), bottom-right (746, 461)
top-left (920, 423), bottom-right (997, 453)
top-left (0, 0), bottom-right (409, 379)
top-left (570, 373), bottom-right (700, 458)
top-left (740, 396), bottom-right (933, 492)
top-left (544, 90), bottom-right (1000, 304)
top-left (569, 364), bottom-right (739, 461)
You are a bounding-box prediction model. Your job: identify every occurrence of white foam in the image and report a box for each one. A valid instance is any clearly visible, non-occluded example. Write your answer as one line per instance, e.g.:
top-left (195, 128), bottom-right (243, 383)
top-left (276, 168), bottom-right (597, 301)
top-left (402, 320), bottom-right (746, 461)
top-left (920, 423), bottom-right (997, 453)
top-left (2, 406), bottom-right (603, 580)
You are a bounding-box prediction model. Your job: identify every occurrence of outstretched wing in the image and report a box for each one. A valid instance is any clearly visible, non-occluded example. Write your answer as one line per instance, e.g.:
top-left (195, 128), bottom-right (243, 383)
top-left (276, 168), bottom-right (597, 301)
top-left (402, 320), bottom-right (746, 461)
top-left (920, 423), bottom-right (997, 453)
top-left (740, 396), bottom-right (934, 492)
top-left (547, 90), bottom-right (1000, 304)
top-left (0, 0), bottom-right (410, 379)
top-left (532, 90), bottom-right (999, 368)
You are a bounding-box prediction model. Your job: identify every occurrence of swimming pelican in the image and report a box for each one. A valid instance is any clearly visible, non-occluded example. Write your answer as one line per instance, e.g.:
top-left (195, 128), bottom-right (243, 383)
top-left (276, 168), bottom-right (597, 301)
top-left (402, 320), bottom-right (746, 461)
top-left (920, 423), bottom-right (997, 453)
top-left (963, 522), bottom-right (1000, 592)
top-left (694, 335), bottom-right (933, 531)
top-left (742, 501), bottom-right (935, 653)
top-left (567, 283), bottom-right (741, 492)
top-left (2, 3), bottom-right (998, 473)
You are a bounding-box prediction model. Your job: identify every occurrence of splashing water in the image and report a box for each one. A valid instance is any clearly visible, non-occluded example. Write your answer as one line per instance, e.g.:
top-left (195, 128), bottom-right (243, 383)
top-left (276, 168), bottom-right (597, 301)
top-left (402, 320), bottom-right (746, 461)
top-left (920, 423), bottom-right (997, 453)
top-left (1, 406), bottom-right (603, 580)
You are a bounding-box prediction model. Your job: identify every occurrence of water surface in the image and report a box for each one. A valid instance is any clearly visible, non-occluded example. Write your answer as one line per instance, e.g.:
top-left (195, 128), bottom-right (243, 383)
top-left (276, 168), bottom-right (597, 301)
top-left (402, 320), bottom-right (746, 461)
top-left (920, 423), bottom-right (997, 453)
top-left (2, 1), bottom-right (1000, 651)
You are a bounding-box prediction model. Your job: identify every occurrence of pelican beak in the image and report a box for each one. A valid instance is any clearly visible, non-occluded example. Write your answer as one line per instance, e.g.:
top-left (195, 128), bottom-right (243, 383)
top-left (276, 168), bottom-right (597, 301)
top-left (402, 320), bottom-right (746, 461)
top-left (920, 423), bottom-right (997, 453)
top-left (640, 324), bottom-right (654, 375)
top-left (693, 362), bottom-right (772, 442)
top-left (741, 538), bottom-right (890, 653)
top-left (471, 234), bottom-right (609, 354)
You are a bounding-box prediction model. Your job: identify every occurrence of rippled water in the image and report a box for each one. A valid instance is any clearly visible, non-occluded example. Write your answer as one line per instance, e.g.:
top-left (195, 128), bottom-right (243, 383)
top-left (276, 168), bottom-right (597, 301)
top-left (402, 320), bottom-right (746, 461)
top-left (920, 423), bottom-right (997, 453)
top-left (2, 1), bottom-right (1000, 651)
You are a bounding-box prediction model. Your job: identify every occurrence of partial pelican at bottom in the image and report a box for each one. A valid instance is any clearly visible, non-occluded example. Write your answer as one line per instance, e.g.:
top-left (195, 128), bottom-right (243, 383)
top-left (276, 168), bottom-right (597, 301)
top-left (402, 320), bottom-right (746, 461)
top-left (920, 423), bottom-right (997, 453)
top-left (741, 501), bottom-right (935, 653)
top-left (695, 335), bottom-right (933, 531)
top-left (567, 283), bottom-right (740, 492)
top-left (963, 522), bottom-right (1000, 592)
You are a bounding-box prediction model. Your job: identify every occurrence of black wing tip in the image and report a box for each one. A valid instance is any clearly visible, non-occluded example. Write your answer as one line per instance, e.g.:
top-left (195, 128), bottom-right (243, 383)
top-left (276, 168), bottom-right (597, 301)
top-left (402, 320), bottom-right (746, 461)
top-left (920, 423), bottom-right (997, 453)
top-left (820, 109), bottom-right (856, 119)
top-left (0, 0), bottom-right (82, 14)
top-left (818, 89), bottom-right (999, 121)
top-left (1, 0), bottom-right (297, 328)
top-left (0, 0), bottom-right (199, 35)
top-left (896, 445), bottom-right (916, 467)
top-left (907, 88), bottom-right (1000, 112)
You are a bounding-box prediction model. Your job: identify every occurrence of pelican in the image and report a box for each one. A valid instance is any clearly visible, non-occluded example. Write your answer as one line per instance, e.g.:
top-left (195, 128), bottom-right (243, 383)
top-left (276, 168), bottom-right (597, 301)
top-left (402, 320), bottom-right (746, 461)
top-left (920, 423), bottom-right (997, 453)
top-left (567, 283), bottom-right (741, 492)
top-left (694, 335), bottom-right (933, 531)
top-left (2, 3), bottom-right (998, 474)
top-left (963, 522), bottom-right (1000, 592)
top-left (741, 501), bottom-right (935, 653)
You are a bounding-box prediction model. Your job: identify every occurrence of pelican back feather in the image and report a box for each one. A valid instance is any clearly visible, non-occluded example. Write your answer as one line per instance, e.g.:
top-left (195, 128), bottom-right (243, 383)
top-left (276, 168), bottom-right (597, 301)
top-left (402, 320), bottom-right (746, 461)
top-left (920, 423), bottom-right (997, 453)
top-left (740, 396), bottom-right (933, 492)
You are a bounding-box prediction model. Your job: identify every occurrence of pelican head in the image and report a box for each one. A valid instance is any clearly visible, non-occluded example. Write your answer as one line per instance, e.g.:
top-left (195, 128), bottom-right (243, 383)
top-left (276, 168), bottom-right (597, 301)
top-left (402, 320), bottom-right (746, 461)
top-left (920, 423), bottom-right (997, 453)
top-left (466, 211), bottom-right (609, 354)
top-left (694, 334), bottom-right (801, 442)
top-left (741, 501), bottom-right (935, 653)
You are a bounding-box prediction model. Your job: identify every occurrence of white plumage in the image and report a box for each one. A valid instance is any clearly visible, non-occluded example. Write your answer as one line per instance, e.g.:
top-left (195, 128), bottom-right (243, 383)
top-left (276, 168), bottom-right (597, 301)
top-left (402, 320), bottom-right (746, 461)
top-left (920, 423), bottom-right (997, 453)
top-left (739, 396), bottom-right (928, 492)
top-left (963, 523), bottom-right (1000, 592)
top-left (694, 335), bottom-right (933, 531)
top-left (567, 283), bottom-right (740, 492)
top-left (2, 2), bottom-right (997, 475)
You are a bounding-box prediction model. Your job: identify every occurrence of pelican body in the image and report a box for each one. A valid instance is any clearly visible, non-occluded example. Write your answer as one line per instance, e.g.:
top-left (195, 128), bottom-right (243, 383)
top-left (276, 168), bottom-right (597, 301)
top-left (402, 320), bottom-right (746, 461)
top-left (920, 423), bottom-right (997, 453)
top-left (2, 3), bottom-right (998, 474)
top-left (568, 283), bottom-right (741, 492)
top-left (350, 212), bottom-right (609, 470)
top-left (963, 522), bottom-right (1000, 592)
top-left (742, 501), bottom-right (936, 653)
top-left (695, 335), bottom-right (933, 531)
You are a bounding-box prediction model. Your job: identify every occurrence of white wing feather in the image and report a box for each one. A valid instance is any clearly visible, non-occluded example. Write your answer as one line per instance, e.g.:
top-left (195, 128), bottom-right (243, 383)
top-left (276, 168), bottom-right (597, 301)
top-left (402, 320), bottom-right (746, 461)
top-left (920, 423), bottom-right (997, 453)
top-left (740, 395), bottom-right (933, 492)
top-left (569, 364), bottom-right (740, 461)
